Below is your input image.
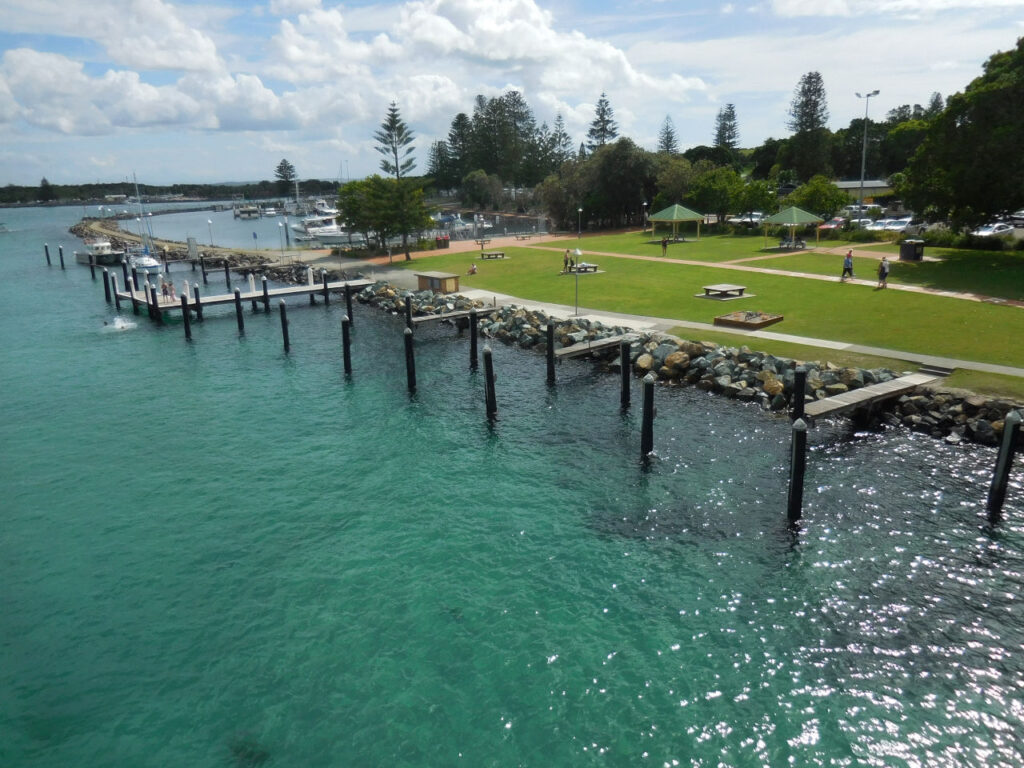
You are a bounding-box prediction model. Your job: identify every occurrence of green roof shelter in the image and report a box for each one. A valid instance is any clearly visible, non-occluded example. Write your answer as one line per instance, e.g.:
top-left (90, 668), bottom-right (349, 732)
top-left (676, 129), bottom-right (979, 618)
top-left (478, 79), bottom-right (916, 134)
top-left (762, 206), bottom-right (823, 249)
top-left (648, 204), bottom-right (704, 241)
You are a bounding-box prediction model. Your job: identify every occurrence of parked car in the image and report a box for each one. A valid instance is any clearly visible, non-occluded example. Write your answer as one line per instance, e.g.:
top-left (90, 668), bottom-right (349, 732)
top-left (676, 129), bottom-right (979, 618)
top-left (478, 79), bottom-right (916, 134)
top-left (817, 217), bottom-right (846, 232)
top-left (866, 219), bottom-right (893, 231)
top-left (1009, 209), bottom-right (1024, 225)
top-left (848, 218), bottom-right (874, 229)
top-left (884, 217), bottom-right (914, 232)
top-left (729, 212), bottom-right (763, 226)
top-left (971, 222), bottom-right (1015, 237)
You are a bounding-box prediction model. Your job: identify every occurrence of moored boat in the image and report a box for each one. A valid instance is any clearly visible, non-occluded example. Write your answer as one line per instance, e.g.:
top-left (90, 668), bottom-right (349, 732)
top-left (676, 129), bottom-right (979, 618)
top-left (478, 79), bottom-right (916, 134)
top-left (75, 238), bottom-right (125, 265)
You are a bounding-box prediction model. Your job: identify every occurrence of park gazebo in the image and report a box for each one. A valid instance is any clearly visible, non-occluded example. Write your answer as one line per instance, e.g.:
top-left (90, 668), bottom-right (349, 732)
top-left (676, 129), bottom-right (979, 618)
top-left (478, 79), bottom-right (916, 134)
top-left (648, 204), bottom-right (704, 241)
top-left (762, 206), bottom-right (823, 249)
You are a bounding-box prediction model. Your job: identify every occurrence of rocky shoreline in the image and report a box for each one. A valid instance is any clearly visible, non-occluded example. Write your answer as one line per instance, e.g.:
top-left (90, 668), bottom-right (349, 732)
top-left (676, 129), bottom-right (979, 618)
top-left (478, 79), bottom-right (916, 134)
top-left (353, 280), bottom-right (1023, 448)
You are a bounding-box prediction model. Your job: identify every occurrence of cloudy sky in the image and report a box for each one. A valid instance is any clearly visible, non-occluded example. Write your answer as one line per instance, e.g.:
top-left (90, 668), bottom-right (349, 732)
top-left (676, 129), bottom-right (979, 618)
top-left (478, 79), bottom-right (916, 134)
top-left (1, 0), bottom-right (1022, 186)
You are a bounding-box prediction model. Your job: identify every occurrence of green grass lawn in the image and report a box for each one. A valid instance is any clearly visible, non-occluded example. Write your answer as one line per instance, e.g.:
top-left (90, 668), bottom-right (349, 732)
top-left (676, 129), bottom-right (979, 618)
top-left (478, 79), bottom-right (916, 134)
top-left (402, 245), bottom-right (1022, 368)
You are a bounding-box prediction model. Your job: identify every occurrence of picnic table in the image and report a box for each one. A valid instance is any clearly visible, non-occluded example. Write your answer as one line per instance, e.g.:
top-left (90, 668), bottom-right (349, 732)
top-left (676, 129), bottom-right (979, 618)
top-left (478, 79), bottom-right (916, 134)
top-left (514, 234), bottom-right (533, 241)
top-left (474, 238), bottom-right (492, 249)
top-left (778, 238), bottom-right (806, 250)
top-left (702, 283), bottom-right (746, 298)
top-left (573, 262), bottom-right (599, 273)
top-left (480, 251), bottom-right (505, 259)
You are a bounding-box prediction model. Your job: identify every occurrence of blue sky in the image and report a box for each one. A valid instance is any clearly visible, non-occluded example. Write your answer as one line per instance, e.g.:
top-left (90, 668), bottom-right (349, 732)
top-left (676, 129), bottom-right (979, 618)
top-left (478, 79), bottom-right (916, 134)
top-left (1, 0), bottom-right (1022, 186)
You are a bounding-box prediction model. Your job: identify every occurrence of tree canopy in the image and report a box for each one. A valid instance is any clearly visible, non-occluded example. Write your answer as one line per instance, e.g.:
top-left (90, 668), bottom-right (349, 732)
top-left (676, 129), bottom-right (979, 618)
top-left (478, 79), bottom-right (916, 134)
top-left (374, 102), bottom-right (416, 180)
top-left (587, 92), bottom-right (619, 151)
top-left (274, 159), bottom-right (296, 196)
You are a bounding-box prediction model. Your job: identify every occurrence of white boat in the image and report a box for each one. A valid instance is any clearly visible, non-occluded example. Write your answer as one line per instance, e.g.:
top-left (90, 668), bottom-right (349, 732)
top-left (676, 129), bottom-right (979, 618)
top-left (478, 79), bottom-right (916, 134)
top-left (128, 249), bottom-right (162, 272)
top-left (234, 204), bottom-right (261, 219)
top-left (313, 199), bottom-right (339, 217)
top-left (262, 206), bottom-right (280, 216)
top-left (75, 238), bottom-right (125, 265)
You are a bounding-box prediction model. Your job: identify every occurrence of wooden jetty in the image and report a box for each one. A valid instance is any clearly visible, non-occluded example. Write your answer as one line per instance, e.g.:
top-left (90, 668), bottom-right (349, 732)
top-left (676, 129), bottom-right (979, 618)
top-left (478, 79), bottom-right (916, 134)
top-left (556, 332), bottom-right (638, 360)
top-left (116, 278), bottom-right (372, 315)
top-left (411, 307), bottom-right (498, 327)
top-left (803, 372), bottom-right (937, 421)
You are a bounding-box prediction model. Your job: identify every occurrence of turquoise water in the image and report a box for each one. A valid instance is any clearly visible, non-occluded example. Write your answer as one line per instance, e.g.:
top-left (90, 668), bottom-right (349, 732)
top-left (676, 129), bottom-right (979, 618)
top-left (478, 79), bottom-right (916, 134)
top-left (2, 207), bottom-right (1023, 767)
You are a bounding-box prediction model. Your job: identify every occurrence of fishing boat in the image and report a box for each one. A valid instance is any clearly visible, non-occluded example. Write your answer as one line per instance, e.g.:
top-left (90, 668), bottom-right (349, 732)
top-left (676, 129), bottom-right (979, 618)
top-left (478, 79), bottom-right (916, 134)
top-left (75, 238), bottom-right (125, 265)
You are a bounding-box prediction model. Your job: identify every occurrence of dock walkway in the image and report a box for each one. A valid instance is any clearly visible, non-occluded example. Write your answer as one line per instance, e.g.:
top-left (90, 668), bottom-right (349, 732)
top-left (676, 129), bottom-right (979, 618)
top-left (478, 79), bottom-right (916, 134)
top-left (116, 279), bottom-right (372, 314)
top-left (411, 307), bottom-right (498, 327)
top-left (556, 333), bottom-right (639, 360)
top-left (803, 373), bottom-right (938, 421)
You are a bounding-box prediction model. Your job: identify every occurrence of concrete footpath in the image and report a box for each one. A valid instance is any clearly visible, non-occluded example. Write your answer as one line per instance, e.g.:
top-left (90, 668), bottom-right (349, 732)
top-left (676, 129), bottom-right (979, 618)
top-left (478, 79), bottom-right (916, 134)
top-left (311, 244), bottom-right (1024, 382)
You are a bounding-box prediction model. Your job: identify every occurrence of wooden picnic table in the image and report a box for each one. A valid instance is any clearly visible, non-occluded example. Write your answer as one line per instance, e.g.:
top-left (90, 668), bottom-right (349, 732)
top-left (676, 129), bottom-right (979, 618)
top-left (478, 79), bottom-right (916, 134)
top-left (514, 234), bottom-right (533, 240)
top-left (480, 251), bottom-right (505, 259)
top-left (573, 262), bottom-right (598, 273)
top-left (702, 283), bottom-right (746, 298)
top-left (474, 238), bottom-right (492, 249)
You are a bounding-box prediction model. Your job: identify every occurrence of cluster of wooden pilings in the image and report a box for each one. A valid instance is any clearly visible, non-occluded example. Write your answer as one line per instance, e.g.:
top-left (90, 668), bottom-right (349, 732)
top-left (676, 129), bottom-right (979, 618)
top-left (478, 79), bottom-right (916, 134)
top-left (58, 242), bottom-right (1022, 527)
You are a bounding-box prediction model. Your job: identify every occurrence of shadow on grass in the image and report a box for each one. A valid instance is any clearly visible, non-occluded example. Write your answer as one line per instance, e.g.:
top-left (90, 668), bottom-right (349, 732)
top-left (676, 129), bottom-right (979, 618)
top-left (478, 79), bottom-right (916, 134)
top-left (892, 249), bottom-right (1024, 301)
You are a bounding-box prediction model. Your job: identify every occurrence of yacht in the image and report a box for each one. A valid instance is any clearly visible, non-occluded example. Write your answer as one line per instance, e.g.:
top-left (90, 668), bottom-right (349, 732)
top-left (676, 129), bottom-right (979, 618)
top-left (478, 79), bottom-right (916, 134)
top-left (313, 199), bottom-right (339, 217)
top-left (75, 238), bottom-right (125, 265)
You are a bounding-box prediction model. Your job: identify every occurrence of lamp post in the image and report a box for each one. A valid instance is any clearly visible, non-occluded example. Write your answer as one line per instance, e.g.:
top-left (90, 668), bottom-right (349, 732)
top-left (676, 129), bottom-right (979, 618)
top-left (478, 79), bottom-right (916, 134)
top-left (642, 201), bottom-right (648, 233)
top-left (278, 222), bottom-right (285, 260)
top-left (573, 247), bottom-right (582, 316)
top-left (577, 207), bottom-right (582, 239)
top-left (856, 89), bottom-right (879, 221)
top-left (207, 219), bottom-right (213, 246)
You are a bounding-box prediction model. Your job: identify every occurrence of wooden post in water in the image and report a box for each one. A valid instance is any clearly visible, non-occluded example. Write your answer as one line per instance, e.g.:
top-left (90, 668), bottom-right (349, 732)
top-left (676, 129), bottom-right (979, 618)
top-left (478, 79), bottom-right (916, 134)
top-left (322, 269), bottom-right (330, 305)
top-left (249, 274), bottom-right (258, 312)
top-left (987, 410), bottom-right (1021, 523)
top-left (200, 255), bottom-right (208, 285)
top-left (181, 294), bottom-right (192, 341)
top-left (404, 295), bottom-right (413, 330)
top-left (233, 288), bottom-right (244, 333)
top-left (58, 245), bottom-right (65, 270)
top-left (640, 373), bottom-right (655, 458)
top-left (111, 274), bottom-right (121, 311)
top-left (792, 366), bottom-right (807, 422)
top-left (121, 258), bottom-right (129, 287)
top-left (193, 283), bottom-right (203, 322)
top-left (261, 276), bottom-right (270, 313)
top-left (128, 276), bottom-right (139, 315)
top-left (88, 253), bottom-right (96, 280)
top-left (149, 283), bottom-right (161, 323)
top-left (344, 284), bottom-right (354, 326)
top-left (620, 340), bottom-right (631, 408)
top-left (341, 314), bottom-right (352, 375)
top-left (787, 418), bottom-right (808, 523)
top-left (546, 324), bottom-right (556, 384)
top-left (483, 345), bottom-right (497, 420)
top-left (469, 309), bottom-right (479, 370)
top-left (102, 268), bottom-right (111, 303)
top-left (44, 243), bottom-right (51, 266)
top-left (224, 261), bottom-right (231, 290)
top-left (131, 266), bottom-right (139, 291)
top-left (404, 327), bottom-right (416, 392)
top-left (280, 299), bottom-right (289, 351)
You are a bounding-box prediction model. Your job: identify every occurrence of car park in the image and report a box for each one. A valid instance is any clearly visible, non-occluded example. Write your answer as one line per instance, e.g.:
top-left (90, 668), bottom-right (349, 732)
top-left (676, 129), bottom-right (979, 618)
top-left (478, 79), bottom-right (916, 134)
top-left (866, 219), bottom-right (892, 231)
top-left (971, 221), bottom-right (1015, 237)
top-left (817, 217), bottom-right (846, 232)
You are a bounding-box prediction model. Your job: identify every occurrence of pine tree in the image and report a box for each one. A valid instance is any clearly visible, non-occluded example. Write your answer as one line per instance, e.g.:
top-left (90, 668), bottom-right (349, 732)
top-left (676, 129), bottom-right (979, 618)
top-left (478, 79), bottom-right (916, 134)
top-left (274, 159), bottom-right (296, 196)
top-left (786, 72), bottom-right (831, 181)
top-left (586, 92), bottom-right (618, 151)
top-left (550, 114), bottom-right (574, 166)
top-left (924, 91), bottom-right (945, 118)
top-left (713, 104), bottom-right (739, 149)
top-left (657, 115), bottom-right (678, 154)
top-left (374, 101), bottom-right (416, 180)
top-left (447, 113), bottom-right (473, 184)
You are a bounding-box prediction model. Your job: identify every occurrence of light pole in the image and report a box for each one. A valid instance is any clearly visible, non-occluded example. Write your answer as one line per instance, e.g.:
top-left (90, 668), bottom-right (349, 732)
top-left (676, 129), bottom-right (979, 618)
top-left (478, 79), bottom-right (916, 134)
top-left (207, 219), bottom-right (213, 246)
top-left (642, 201), bottom-right (648, 233)
top-left (278, 222), bottom-right (285, 261)
top-left (577, 207), bottom-right (582, 239)
top-left (856, 89), bottom-right (879, 221)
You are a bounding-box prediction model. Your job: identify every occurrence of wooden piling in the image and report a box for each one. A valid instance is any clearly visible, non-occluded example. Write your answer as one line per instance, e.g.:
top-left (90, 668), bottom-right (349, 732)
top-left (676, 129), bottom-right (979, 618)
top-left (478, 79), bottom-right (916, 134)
top-left (262, 276), bottom-right (270, 313)
top-left (233, 288), bottom-right (244, 333)
top-left (404, 327), bottom-right (416, 392)
top-left (120, 258), bottom-right (129, 287)
top-left (469, 309), bottom-right (479, 370)
top-left (148, 283), bottom-right (161, 323)
top-left (546, 324), bottom-right (555, 384)
top-left (322, 270), bottom-right (329, 305)
top-left (787, 418), bottom-right (808, 523)
top-left (987, 410), bottom-right (1021, 523)
top-left (344, 284), bottom-right (354, 326)
top-left (58, 245), bottom-right (65, 270)
top-left (44, 243), bottom-right (51, 265)
top-left (405, 295), bottom-right (413, 330)
top-left (342, 314), bottom-right (352, 375)
top-left (88, 253), bottom-right (96, 280)
top-left (249, 274), bottom-right (258, 312)
top-left (200, 255), bottom-right (208, 285)
top-left (483, 345), bottom-right (497, 419)
top-left (224, 262), bottom-right (231, 290)
top-left (181, 294), bottom-right (192, 341)
top-left (620, 339), bottom-right (631, 408)
top-left (102, 268), bottom-right (111, 303)
top-left (792, 366), bottom-right (807, 422)
top-left (193, 283), bottom-right (203, 321)
top-left (131, 266), bottom-right (139, 291)
top-left (640, 373), bottom-right (655, 458)
top-left (280, 299), bottom-right (289, 351)
top-left (111, 274), bottom-right (121, 310)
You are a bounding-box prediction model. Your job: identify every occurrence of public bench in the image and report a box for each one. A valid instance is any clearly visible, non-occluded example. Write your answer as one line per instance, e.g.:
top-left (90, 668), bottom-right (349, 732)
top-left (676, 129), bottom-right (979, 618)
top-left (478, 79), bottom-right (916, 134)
top-left (573, 262), bottom-right (599, 273)
top-left (474, 238), bottom-right (492, 248)
top-left (702, 283), bottom-right (746, 298)
top-left (514, 234), bottom-right (533, 240)
top-left (480, 251), bottom-right (506, 259)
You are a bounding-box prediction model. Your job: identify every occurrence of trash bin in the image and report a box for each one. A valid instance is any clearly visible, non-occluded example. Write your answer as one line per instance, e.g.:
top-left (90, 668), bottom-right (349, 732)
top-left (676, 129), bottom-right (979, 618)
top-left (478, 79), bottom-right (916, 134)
top-left (899, 239), bottom-right (924, 261)
top-left (435, 236), bottom-right (443, 249)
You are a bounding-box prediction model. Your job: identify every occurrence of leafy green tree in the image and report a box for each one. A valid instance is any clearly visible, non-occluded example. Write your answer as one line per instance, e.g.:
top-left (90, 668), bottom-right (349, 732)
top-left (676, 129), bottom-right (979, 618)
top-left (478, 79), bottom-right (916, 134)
top-left (735, 179), bottom-right (778, 217)
top-left (426, 141), bottom-right (455, 190)
top-left (787, 71), bottom-right (831, 182)
top-left (783, 175), bottom-right (849, 218)
top-left (687, 167), bottom-right (743, 222)
top-left (549, 114), bottom-right (574, 166)
top-left (38, 177), bottom-right (56, 202)
top-left (446, 113), bottom-right (474, 185)
top-left (274, 159), bottom-right (296, 196)
top-left (748, 137), bottom-right (786, 179)
top-left (652, 154), bottom-right (696, 210)
top-left (904, 37), bottom-right (1024, 227)
top-left (713, 104), bottom-right (739, 149)
top-left (657, 115), bottom-right (678, 154)
top-left (584, 139), bottom-right (653, 228)
top-left (461, 169), bottom-right (503, 209)
top-left (586, 92), bottom-right (618, 151)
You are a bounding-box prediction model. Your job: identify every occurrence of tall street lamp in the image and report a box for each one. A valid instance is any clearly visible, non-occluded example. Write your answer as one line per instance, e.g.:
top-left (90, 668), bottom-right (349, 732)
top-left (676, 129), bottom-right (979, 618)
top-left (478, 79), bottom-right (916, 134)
top-left (856, 89), bottom-right (879, 221)
top-left (207, 219), bottom-right (214, 246)
top-left (642, 201), bottom-right (648, 233)
top-left (278, 222), bottom-right (285, 260)
top-left (573, 247), bottom-right (583, 316)
top-left (577, 207), bottom-right (582, 239)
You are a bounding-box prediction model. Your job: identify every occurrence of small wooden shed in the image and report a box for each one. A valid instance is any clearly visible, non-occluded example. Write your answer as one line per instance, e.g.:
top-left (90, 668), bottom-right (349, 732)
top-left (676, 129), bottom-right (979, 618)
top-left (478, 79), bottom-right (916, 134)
top-left (415, 271), bottom-right (460, 293)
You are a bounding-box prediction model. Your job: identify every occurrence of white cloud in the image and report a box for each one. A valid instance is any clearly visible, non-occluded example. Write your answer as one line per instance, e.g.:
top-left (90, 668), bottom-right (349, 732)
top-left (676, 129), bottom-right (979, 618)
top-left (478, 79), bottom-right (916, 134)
top-left (771, 0), bottom-right (1024, 16)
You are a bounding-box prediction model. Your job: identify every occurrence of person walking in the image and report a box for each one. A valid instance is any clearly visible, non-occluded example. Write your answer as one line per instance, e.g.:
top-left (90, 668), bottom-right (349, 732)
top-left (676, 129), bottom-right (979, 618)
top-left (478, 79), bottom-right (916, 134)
top-left (877, 256), bottom-right (890, 289)
top-left (661, 237), bottom-right (668, 257)
top-left (563, 249), bottom-right (570, 273)
top-left (841, 250), bottom-right (854, 281)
